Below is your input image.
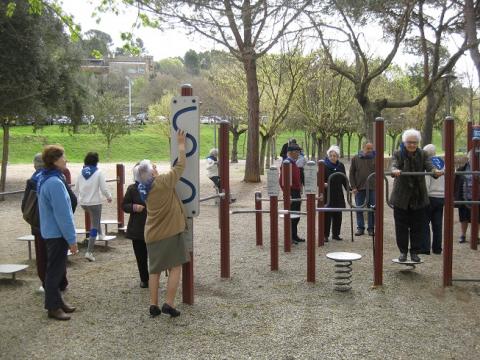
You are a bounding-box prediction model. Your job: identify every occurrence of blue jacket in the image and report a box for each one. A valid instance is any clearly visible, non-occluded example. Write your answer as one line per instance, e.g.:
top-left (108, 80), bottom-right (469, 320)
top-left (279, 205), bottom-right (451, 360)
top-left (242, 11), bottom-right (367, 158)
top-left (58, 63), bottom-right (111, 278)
top-left (38, 175), bottom-right (76, 245)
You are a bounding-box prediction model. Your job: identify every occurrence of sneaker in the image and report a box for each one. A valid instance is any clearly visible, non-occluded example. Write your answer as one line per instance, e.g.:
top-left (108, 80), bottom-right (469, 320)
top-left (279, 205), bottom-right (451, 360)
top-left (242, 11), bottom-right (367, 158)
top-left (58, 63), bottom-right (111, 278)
top-left (332, 235), bottom-right (343, 241)
top-left (140, 281), bottom-right (149, 288)
top-left (411, 253), bottom-right (421, 263)
top-left (368, 230), bottom-right (375, 236)
top-left (398, 253), bottom-right (407, 262)
top-left (355, 230), bottom-right (364, 236)
top-left (37, 286), bottom-right (45, 293)
top-left (85, 252), bottom-right (95, 262)
top-left (294, 237), bottom-right (305, 243)
top-left (149, 305), bottom-right (161, 318)
top-left (459, 235), bottom-right (466, 243)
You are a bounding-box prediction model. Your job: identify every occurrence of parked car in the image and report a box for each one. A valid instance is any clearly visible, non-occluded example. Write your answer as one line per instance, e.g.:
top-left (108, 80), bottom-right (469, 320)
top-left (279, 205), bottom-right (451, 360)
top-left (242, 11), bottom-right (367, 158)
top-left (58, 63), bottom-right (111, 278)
top-left (56, 116), bottom-right (71, 125)
top-left (81, 115), bottom-right (94, 125)
top-left (136, 112), bottom-right (148, 125)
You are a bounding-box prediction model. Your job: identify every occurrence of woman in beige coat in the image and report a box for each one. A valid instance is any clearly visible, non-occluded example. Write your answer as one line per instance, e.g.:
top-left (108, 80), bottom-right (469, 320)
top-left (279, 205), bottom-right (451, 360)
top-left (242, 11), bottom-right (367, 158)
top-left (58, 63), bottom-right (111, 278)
top-left (136, 130), bottom-right (189, 318)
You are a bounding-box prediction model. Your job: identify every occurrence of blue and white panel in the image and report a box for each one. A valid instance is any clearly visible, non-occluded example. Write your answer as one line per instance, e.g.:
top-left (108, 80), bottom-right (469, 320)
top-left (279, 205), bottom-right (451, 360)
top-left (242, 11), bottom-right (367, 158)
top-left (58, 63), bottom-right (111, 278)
top-left (171, 96), bottom-right (200, 217)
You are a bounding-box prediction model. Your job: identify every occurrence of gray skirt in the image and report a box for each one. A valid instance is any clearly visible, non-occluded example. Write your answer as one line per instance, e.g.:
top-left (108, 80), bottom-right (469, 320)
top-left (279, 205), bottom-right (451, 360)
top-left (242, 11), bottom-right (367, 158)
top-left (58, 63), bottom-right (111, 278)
top-left (147, 232), bottom-right (190, 274)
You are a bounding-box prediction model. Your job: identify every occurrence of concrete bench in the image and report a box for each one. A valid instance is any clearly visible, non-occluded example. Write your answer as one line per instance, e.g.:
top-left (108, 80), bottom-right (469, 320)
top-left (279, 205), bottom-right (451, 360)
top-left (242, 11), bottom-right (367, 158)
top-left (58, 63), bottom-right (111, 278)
top-left (97, 235), bottom-right (117, 247)
top-left (16, 235), bottom-right (34, 260)
top-left (100, 220), bottom-right (121, 234)
top-left (326, 252), bottom-right (362, 291)
top-left (0, 264), bottom-right (29, 281)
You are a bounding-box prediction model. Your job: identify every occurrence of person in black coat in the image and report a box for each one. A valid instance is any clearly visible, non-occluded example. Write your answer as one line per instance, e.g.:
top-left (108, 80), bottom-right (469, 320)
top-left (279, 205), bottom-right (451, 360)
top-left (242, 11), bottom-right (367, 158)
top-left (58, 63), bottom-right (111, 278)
top-left (21, 153), bottom-right (77, 292)
top-left (323, 145), bottom-right (347, 241)
top-left (122, 164), bottom-right (149, 288)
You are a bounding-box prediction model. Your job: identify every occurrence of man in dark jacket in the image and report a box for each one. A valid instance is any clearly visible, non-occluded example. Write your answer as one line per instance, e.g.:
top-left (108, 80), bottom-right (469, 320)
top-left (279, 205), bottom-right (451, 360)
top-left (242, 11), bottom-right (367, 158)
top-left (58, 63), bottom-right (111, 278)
top-left (280, 138), bottom-right (296, 160)
top-left (280, 143), bottom-right (304, 244)
top-left (122, 164), bottom-right (149, 288)
top-left (390, 129), bottom-right (442, 263)
top-left (349, 141), bottom-right (376, 236)
top-left (21, 153), bottom-right (76, 292)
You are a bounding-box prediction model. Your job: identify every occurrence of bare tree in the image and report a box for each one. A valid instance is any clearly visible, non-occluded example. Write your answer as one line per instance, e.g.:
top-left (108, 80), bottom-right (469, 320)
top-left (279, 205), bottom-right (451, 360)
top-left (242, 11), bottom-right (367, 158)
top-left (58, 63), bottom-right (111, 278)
top-left (111, 0), bottom-right (313, 182)
top-left (464, 0), bottom-right (480, 84)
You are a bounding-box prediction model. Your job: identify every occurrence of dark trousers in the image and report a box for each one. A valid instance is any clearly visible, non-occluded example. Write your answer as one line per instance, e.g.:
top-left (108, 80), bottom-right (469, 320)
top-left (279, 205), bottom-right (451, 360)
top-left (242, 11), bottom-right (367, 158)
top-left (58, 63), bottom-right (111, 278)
top-left (393, 207), bottom-right (426, 254)
top-left (423, 197), bottom-right (444, 253)
top-left (209, 176), bottom-right (221, 192)
top-left (355, 190), bottom-right (375, 231)
top-left (44, 238), bottom-right (68, 310)
top-left (291, 189), bottom-right (302, 240)
top-left (325, 212), bottom-right (342, 238)
top-left (131, 239), bottom-right (149, 283)
top-left (34, 233), bottom-right (68, 290)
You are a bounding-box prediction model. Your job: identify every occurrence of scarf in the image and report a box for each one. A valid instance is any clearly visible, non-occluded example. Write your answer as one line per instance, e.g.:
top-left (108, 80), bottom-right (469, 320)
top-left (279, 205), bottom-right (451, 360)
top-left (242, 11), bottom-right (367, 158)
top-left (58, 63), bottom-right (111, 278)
top-left (431, 156), bottom-right (444, 170)
top-left (82, 165), bottom-right (98, 180)
top-left (138, 178), bottom-right (154, 202)
top-left (37, 169), bottom-right (64, 192)
top-left (30, 169), bottom-right (43, 184)
top-left (324, 157), bottom-right (339, 171)
top-left (287, 156), bottom-right (297, 164)
top-left (358, 150), bottom-right (376, 159)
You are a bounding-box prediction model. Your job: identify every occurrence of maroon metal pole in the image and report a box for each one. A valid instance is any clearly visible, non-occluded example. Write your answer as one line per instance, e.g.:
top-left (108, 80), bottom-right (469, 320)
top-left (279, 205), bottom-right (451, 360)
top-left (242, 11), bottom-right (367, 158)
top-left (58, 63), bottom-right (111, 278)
top-left (62, 168), bottom-right (72, 184)
top-left (443, 116), bottom-right (455, 287)
top-left (374, 117), bottom-right (384, 287)
top-left (282, 161), bottom-right (292, 252)
top-left (219, 120), bottom-right (230, 278)
top-left (180, 83), bottom-right (194, 304)
top-left (307, 191), bottom-right (316, 282)
top-left (317, 160), bottom-right (325, 247)
top-left (116, 164), bottom-right (125, 229)
top-left (467, 120), bottom-right (473, 151)
top-left (471, 139), bottom-right (479, 250)
top-left (270, 194), bottom-right (279, 271)
top-left (255, 191), bottom-right (263, 246)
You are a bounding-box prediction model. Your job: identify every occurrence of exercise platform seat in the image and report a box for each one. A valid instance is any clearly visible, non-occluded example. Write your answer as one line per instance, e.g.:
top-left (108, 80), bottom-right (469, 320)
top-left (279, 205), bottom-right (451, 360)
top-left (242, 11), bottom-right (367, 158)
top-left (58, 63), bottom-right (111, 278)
top-left (392, 258), bottom-right (424, 269)
top-left (100, 220), bottom-right (121, 234)
top-left (16, 235), bottom-right (34, 260)
top-left (0, 264), bottom-right (29, 281)
top-left (326, 252), bottom-right (362, 291)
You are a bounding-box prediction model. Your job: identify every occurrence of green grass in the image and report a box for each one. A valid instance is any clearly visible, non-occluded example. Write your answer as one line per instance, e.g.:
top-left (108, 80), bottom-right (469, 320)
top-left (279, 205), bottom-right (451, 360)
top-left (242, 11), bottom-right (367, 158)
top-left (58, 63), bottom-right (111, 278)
top-left (1, 124), bottom-right (463, 164)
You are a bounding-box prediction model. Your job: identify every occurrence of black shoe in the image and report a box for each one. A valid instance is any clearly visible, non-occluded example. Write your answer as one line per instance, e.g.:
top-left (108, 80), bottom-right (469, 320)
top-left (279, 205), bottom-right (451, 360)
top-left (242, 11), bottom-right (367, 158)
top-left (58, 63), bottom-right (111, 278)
top-left (161, 303), bottom-right (180, 318)
top-left (292, 239), bottom-right (299, 245)
top-left (355, 230), bottom-right (364, 236)
top-left (332, 235), bottom-right (343, 241)
top-left (432, 250), bottom-right (442, 255)
top-left (411, 253), bottom-right (421, 263)
top-left (149, 305), bottom-right (161, 317)
top-left (368, 230), bottom-right (375, 236)
top-left (419, 250), bottom-right (430, 255)
top-left (294, 237), bottom-right (305, 243)
top-left (324, 237), bottom-right (329, 243)
top-left (459, 236), bottom-right (466, 243)
top-left (398, 253), bottom-right (407, 262)
top-left (140, 281), bottom-right (149, 288)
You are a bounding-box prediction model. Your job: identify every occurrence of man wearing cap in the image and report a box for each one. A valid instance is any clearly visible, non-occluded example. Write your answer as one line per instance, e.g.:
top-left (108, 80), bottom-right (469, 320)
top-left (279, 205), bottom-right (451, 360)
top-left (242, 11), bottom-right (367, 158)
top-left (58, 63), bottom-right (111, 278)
top-left (280, 143), bottom-right (304, 244)
top-left (280, 138), bottom-right (296, 160)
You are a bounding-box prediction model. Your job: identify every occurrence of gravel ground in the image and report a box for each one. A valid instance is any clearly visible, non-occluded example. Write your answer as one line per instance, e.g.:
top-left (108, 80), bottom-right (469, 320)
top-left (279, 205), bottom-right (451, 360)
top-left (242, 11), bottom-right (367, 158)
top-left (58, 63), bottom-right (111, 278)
top-left (1, 160), bottom-right (479, 360)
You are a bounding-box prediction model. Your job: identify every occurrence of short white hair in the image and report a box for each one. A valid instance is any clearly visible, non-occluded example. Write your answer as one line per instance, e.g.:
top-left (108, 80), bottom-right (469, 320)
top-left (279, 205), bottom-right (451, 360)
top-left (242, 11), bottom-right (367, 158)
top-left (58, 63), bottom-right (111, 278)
top-left (136, 159), bottom-right (154, 184)
top-left (402, 128), bottom-right (421, 143)
top-left (209, 148), bottom-right (218, 156)
top-left (326, 145), bottom-right (340, 157)
top-left (423, 144), bottom-right (436, 156)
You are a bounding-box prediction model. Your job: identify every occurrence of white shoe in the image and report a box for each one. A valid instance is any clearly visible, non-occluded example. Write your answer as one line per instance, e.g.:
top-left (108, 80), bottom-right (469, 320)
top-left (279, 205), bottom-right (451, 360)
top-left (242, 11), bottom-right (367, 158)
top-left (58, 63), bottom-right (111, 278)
top-left (37, 286), bottom-right (45, 293)
top-left (97, 234), bottom-right (105, 240)
top-left (85, 252), bottom-right (96, 262)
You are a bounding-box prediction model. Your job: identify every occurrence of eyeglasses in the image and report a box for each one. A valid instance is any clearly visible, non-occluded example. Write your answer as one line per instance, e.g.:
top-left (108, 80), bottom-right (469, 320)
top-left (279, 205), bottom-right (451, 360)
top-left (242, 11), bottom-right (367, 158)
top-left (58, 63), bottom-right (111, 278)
top-left (406, 141), bottom-right (418, 145)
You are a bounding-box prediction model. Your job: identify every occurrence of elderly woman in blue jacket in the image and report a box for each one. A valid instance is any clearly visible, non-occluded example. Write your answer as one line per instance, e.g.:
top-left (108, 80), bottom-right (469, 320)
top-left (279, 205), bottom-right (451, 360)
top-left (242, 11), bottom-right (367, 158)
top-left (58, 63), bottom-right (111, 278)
top-left (37, 145), bottom-right (78, 321)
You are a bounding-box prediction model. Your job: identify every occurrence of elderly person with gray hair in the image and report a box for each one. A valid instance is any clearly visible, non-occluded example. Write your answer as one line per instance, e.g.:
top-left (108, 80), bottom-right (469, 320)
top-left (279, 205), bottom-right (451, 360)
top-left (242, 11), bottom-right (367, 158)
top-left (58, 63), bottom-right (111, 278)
top-left (206, 148), bottom-right (220, 192)
top-left (391, 129), bottom-right (443, 262)
top-left (323, 145), bottom-right (347, 241)
top-left (422, 144), bottom-right (445, 255)
top-left (138, 130), bottom-right (190, 318)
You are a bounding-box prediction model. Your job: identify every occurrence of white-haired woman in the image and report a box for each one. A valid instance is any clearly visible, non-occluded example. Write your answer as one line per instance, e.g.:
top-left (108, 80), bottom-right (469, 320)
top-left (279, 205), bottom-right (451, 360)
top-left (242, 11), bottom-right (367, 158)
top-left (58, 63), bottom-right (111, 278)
top-left (391, 129), bottom-right (442, 262)
top-left (422, 144), bottom-right (445, 255)
top-left (323, 145), bottom-right (347, 241)
top-left (137, 130), bottom-right (189, 318)
top-left (206, 148), bottom-right (220, 192)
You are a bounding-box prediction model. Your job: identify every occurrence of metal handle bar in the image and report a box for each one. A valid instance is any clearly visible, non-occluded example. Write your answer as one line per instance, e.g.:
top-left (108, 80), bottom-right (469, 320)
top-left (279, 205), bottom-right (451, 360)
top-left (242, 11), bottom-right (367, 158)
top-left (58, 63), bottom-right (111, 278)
top-left (200, 192), bottom-right (225, 202)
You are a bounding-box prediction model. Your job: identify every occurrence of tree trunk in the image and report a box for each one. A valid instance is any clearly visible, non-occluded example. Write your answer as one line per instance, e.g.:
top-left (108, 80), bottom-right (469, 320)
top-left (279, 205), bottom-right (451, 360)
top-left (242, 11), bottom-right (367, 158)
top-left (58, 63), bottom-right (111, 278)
top-left (356, 133), bottom-right (363, 153)
top-left (311, 132), bottom-right (316, 160)
top-left (362, 102), bottom-right (382, 140)
top-left (231, 130), bottom-right (240, 163)
top-left (465, 0), bottom-right (480, 85)
top-left (265, 137), bottom-right (271, 169)
top-left (421, 92), bottom-right (437, 146)
top-left (243, 57), bottom-right (261, 182)
top-left (347, 133), bottom-right (352, 160)
top-left (0, 124), bottom-right (10, 201)
top-left (259, 134), bottom-right (269, 176)
top-left (304, 130), bottom-right (310, 159)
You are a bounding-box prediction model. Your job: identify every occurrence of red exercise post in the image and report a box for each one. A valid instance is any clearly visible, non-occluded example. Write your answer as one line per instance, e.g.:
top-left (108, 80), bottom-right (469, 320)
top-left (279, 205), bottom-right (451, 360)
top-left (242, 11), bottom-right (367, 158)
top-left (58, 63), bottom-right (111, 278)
top-left (443, 116), bottom-right (455, 286)
top-left (255, 191), bottom-right (263, 246)
top-left (219, 120), bottom-right (230, 278)
top-left (317, 160), bottom-right (325, 247)
top-left (282, 161), bottom-right (292, 252)
top-left (471, 138), bottom-right (479, 251)
top-left (468, 120), bottom-right (473, 151)
top-left (374, 117), bottom-right (384, 287)
top-left (306, 191), bottom-right (316, 282)
top-left (116, 164), bottom-right (125, 229)
top-left (270, 194), bottom-right (279, 271)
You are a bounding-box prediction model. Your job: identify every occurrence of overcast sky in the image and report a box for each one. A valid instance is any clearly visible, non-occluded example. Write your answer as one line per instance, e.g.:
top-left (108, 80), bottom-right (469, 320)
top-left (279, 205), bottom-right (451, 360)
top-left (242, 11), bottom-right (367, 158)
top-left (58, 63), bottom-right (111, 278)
top-left (62, 0), bottom-right (477, 85)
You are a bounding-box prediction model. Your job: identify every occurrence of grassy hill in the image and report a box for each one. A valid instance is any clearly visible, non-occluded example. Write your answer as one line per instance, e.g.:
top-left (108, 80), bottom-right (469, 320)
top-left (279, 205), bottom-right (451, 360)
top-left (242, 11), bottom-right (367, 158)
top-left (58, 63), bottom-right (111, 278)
top-left (1, 124), bottom-right (458, 164)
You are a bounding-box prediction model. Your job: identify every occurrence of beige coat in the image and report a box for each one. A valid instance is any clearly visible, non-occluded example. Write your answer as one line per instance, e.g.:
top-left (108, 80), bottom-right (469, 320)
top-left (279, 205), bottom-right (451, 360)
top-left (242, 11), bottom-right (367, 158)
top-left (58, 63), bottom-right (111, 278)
top-left (144, 151), bottom-right (186, 244)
